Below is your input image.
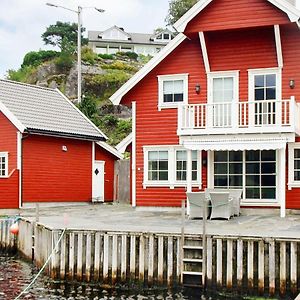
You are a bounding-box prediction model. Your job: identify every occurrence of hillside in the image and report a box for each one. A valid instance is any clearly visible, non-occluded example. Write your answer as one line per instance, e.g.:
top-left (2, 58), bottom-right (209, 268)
top-left (7, 47), bottom-right (150, 146)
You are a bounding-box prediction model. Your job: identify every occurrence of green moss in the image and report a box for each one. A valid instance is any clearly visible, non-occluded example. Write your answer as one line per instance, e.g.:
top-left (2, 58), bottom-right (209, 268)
top-left (101, 61), bottom-right (138, 73)
top-left (7, 65), bottom-right (38, 84)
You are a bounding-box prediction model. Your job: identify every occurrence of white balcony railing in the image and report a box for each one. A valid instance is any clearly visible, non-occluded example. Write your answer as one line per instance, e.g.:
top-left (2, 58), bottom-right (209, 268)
top-left (178, 97), bottom-right (300, 135)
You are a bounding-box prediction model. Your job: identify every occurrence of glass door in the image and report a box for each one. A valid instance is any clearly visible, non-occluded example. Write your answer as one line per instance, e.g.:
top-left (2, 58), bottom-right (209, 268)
top-left (212, 77), bottom-right (234, 127)
top-left (254, 74), bottom-right (276, 125)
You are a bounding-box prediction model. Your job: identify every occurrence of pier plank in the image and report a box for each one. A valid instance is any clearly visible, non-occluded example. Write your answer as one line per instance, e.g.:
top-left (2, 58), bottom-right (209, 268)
top-left (216, 239), bottom-right (222, 288)
top-left (158, 236), bottom-right (164, 284)
top-left (148, 235), bottom-right (154, 285)
top-left (247, 240), bottom-right (254, 290)
top-left (237, 240), bottom-right (243, 289)
top-left (86, 233), bottom-right (92, 282)
top-left (60, 234), bottom-right (66, 279)
top-left (112, 235), bottom-right (118, 284)
top-left (103, 234), bottom-right (109, 283)
top-left (94, 232), bottom-right (101, 281)
top-left (207, 237), bottom-right (212, 287)
top-left (167, 236), bottom-right (173, 286)
top-left (226, 239), bottom-right (233, 289)
top-left (77, 232), bottom-right (83, 281)
top-left (121, 235), bottom-right (127, 282)
top-left (258, 240), bottom-right (264, 295)
top-left (280, 242), bottom-right (286, 295)
top-left (139, 235), bottom-right (145, 282)
top-left (269, 240), bottom-right (275, 296)
top-left (130, 235), bottom-right (136, 280)
top-left (290, 241), bottom-right (297, 294)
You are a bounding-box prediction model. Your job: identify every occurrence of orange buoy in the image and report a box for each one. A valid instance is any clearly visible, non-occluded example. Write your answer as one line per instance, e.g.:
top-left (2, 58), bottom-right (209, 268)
top-left (10, 222), bottom-right (19, 235)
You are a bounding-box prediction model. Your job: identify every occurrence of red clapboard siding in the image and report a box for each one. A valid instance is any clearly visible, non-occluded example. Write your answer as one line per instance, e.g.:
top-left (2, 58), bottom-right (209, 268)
top-left (185, 0), bottom-right (290, 33)
top-left (286, 137), bottom-right (300, 209)
top-left (281, 23), bottom-right (300, 100)
top-left (0, 112), bottom-right (18, 173)
top-left (22, 135), bottom-right (92, 202)
top-left (95, 145), bottom-right (116, 202)
top-left (123, 39), bottom-right (207, 207)
top-left (0, 112), bottom-right (19, 208)
top-left (0, 170), bottom-right (19, 208)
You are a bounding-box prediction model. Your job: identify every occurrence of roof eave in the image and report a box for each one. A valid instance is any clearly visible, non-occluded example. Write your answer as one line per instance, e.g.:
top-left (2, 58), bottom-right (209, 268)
top-left (97, 141), bottom-right (123, 159)
top-left (110, 33), bottom-right (187, 105)
top-left (0, 100), bottom-right (26, 133)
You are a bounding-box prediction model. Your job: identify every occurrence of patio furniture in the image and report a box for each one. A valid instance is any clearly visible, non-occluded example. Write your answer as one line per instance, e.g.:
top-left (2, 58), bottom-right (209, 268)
top-left (209, 192), bottom-right (233, 220)
top-left (229, 189), bottom-right (243, 216)
top-left (186, 192), bottom-right (210, 219)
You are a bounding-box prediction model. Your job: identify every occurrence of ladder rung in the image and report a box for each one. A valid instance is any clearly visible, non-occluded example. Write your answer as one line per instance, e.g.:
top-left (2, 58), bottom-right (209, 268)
top-left (183, 258), bottom-right (203, 263)
top-left (183, 245), bottom-right (203, 250)
top-left (182, 271), bottom-right (203, 276)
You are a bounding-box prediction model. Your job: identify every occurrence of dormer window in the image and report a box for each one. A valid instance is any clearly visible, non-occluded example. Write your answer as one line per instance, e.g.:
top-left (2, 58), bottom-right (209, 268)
top-left (156, 34), bottom-right (162, 40)
top-left (163, 33), bottom-right (170, 40)
top-left (157, 74), bottom-right (188, 110)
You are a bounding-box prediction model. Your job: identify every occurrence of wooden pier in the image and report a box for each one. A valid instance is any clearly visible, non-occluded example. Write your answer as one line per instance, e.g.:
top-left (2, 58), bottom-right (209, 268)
top-left (1, 218), bottom-right (300, 297)
top-left (0, 219), bottom-right (17, 253)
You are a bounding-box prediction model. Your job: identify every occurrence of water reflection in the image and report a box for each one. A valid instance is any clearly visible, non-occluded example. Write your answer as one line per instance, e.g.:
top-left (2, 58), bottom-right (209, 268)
top-left (0, 255), bottom-right (248, 300)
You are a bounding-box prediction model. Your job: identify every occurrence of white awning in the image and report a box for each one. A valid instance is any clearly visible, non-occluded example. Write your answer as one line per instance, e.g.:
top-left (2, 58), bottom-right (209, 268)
top-left (182, 137), bottom-right (290, 151)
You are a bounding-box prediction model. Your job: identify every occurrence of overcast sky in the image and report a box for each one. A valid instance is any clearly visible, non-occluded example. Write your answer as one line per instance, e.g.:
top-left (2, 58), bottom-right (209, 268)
top-left (0, 0), bottom-right (169, 78)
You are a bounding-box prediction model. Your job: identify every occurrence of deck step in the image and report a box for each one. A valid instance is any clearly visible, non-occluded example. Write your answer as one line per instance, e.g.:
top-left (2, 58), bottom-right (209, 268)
top-left (183, 258), bottom-right (203, 263)
top-left (183, 245), bottom-right (203, 250)
top-left (182, 271), bottom-right (203, 276)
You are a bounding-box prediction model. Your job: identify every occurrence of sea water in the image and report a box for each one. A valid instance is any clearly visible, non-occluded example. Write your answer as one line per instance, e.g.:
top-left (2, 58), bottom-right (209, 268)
top-left (0, 255), bottom-right (276, 300)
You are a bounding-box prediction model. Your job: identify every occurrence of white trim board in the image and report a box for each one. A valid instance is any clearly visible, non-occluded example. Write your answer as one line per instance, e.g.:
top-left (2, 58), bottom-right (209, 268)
top-left (0, 101), bottom-right (25, 133)
top-left (116, 133), bottom-right (132, 153)
top-left (96, 141), bottom-right (123, 159)
top-left (110, 33), bottom-right (187, 105)
top-left (174, 0), bottom-right (300, 32)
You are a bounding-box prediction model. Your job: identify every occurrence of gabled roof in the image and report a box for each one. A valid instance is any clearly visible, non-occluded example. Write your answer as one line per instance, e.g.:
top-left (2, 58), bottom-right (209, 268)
top-left (100, 25), bottom-right (132, 39)
top-left (110, 0), bottom-right (300, 105)
top-left (174, 0), bottom-right (300, 32)
top-left (97, 141), bottom-right (123, 159)
top-left (0, 79), bottom-right (107, 141)
top-left (110, 33), bottom-right (187, 104)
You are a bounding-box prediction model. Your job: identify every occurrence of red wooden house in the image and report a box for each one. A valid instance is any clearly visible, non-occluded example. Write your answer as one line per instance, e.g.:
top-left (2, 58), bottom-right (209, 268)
top-left (0, 79), bottom-right (122, 209)
top-left (110, 0), bottom-right (300, 217)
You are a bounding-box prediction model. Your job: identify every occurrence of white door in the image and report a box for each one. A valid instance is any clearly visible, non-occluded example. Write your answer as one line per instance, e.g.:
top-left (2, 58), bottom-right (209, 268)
top-left (92, 161), bottom-right (105, 202)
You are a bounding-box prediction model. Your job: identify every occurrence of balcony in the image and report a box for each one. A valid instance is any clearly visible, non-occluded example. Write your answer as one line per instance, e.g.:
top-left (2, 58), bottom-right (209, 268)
top-left (178, 97), bottom-right (300, 136)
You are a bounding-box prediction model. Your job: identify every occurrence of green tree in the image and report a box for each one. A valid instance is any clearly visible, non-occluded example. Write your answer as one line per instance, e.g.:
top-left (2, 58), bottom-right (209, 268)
top-left (41, 21), bottom-right (88, 51)
top-left (165, 0), bottom-right (198, 26)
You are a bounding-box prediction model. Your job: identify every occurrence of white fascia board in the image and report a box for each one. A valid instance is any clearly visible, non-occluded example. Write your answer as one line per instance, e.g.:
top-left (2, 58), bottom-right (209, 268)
top-left (55, 89), bottom-right (109, 140)
top-left (110, 33), bottom-right (187, 105)
top-left (173, 0), bottom-right (213, 32)
top-left (268, 0), bottom-right (300, 22)
top-left (116, 132), bottom-right (132, 153)
top-left (174, 0), bottom-right (300, 33)
top-left (0, 101), bottom-right (25, 133)
top-left (97, 141), bottom-right (123, 159)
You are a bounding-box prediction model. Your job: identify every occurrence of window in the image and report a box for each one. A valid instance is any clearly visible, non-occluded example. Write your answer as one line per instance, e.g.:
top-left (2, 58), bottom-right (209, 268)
top-left (288, 143), bottom-right (300, 189)
top-left (249, 68), bottom-right (281, 126)
top-left (144, 146), bottom-right (201, 188)
top-left (148, 150), bottom-right (168, 181)
top-left (0, 152), bottom-right (8, 177)
top-left (213, 150), bottom-right (276, 201)
top-left (163, 33), bottom-right (170, 40)
top-left (176, 150), bottom-right (198, 181)
top-left (158, 74), bottom-right (188, 110)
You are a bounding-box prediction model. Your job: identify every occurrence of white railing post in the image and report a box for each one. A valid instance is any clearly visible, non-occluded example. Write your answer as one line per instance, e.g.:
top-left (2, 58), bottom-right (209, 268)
top-left (232, 101), bottom-right (238, 129)
top-left (290, 96), bottom-right (296, 131)
top-left (178, 104), bottom-right (183, 133)
top-left (276, 99), bottom-right (282, 126)
top-left (249, 101), bottom-right (255, 128)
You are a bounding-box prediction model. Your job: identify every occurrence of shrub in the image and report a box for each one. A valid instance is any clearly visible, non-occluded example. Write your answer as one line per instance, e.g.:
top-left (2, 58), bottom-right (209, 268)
top-left (98, 53), bottom-right (113, 60)
top-left (7, 65), bottom-right (37, 83)
top-left (78, 95), bottom-right (98, 119)
top-left (54, 52), bottom-right (74, 72)
top-left (22, 50), bottom-right (59, 68)
top-left (101, 61), bottom-right (138, 72)
top-left (116, 51), bottom-right (138, 60)
top-left (81, 46), bottom-right (98, 65)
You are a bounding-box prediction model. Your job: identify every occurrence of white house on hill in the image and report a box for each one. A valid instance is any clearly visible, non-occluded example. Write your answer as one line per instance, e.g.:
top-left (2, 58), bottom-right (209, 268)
top-left (88, 26), bottom-right (175, 56)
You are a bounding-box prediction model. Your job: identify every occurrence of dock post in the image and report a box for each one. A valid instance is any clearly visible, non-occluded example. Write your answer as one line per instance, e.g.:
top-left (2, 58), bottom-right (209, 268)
top-left (269, 240), bottom-right (275, 296)
top-left (258, 240), bottom-right (265, 295)
top-left (180, 200), bottom-right (185, 284)
top-left (202, 198), bottom-right (207, 288)
top-left (290, 241), bottom-right (297, 295)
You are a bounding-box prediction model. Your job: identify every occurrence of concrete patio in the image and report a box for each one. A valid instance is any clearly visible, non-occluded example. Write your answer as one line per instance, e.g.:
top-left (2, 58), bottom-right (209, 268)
top-left (2, 203), bottom-right (300, 239)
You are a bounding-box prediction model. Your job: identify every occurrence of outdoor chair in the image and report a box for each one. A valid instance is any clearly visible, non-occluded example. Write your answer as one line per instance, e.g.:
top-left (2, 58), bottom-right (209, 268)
top-left (209, 192), bottom-right (233, 220)
top-left (186, 192), bottom-right (210, 219)
top-left (229, 189), bottom-right (243, 216)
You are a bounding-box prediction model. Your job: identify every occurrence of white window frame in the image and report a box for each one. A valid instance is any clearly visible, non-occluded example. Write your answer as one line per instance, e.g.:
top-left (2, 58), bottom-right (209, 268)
top-left (143, 145), bottom-right (201, 189)
top-left (0, 152), bottom-right (8, 178)
top-left (157, 74), bottom-right (189, 110)
top-left (248, 67), bottom-right (282, 102)
top-left (288, 143), bottom-right (300, 189)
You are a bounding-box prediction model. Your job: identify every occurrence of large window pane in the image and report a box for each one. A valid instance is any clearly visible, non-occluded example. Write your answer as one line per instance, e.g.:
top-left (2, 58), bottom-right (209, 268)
top-left (261, 175), bottom-right (276, 186)
top-left (214, 163), bottom-right (228, 174)
top-left (214, 151), bottom-right (227, 162)
top-left (229, 163), bottom-right (242, 174)
top-left (255, 75), bottom-right (264, 88)
top-left (148, 151), bottom-right (168, 181)
top-left (229, 175), bottom-right (242, 187)
top-left (214, 175), bottom-right (228, 187)
top-left (246, 151), bottom-right (260, 161)
top-left (163, 80), bottom-right (184, 103)
top-left (246, 163), bottom-right (260, 174)
top-left (261, 163), bottom-right (276, 174)
top-left (229, 151), bottom-right (243, 161)
top-left (266, 74), bottom-right (276, 87)
top-left (261, 150), bottom-right (276, 161)
top-left (262, 188), bottom-right (276, 199)
top-left (246, 188), bottom-right (260, 199)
